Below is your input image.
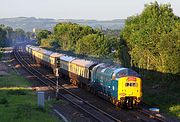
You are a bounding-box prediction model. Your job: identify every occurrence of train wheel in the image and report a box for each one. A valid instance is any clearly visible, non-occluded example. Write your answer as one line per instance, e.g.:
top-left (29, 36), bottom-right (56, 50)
top-left (74, 80), bottom-right (78, 86)
top-left (80, 82), bottom-right (83, 88)
top-left (110, 98), bottom-right (112, 103)
top-left (119, 103), bottom-right (123, 108)
top-left (53, 69), bottom-right (56, 74)
top-left (115, 101), bottom-right (119, 107)
top-left (70, 79), bottom-right (73, 84)
top-left (90, 87), bottom-right (96, 95)
top-left (112, 99), bottom-right (116, 105)
top-left (134, 102), bottom-right (139, 109)
top-left (90, 87), bottom-right (93, 93)
top-left (87, 85), bottom-right (91, 92)
top-left (71, 79), bottom-right (78, 86)
top-left (72, 80), bottom-right (75, 85)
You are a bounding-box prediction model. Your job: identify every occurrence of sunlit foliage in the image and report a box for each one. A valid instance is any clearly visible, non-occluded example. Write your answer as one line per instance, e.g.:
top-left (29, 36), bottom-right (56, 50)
top-left (121, 1), bottom-right (180, 75)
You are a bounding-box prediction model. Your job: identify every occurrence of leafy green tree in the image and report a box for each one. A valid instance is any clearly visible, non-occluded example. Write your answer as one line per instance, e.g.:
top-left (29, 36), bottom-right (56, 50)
top-left (26, 32), bottom-right (35, 41)
top-left (3, 26), bottom-right (14, 46)
top-left (121, 1), bottom-right (180, 79)
top-left (14, 28), bottom-right (26, 42)
top-left (36, 30), bottom-right (51, 45)
top-left (0, 25), bottom-right (28, 47)
top-left (0, 27), bottom-right (7, 47)
top-left (76, 34), bottom-right (106, 56)
top-left (40, 22), bottom-right (124, 59)
top-left (40, 35), bottom-right (59, 48)
top-left (53, 23), bottom-right (98, 51)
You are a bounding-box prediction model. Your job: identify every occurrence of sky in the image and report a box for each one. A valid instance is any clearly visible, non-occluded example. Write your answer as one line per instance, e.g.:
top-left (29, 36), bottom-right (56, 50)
top-left (0, 0), bottom-right (179, 20)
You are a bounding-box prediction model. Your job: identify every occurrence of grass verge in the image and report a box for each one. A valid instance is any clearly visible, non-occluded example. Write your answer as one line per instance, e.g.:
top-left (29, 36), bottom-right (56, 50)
top-left (0, 71), bottom-right (31, 87)
top-left (0, 71), bottom-right (59, 122)
top-left (143, 79), bottom-right (180, 119)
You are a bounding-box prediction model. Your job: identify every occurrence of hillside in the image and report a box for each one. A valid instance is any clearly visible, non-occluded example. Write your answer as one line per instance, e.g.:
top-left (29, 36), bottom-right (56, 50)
top-left (0, 17), bottom-right (125, 32)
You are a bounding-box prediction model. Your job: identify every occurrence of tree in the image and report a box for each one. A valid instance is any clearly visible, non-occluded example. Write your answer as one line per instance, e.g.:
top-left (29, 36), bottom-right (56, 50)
top-left (14, 28), bottom-right (26, 42)
top-left (0, 27), bottom-right (7, 47)
top-left (26, 32), bottom-right (35, 41)
top-left (76, 34), bottom-right (107, 56)
top-left (121, 1), bottom-right (180, 80)
top-left (4, 26), bottom-right (14, 46)
top-left (53, 23), bottom-right (98, 51)
top-left (36, 30), bottom-right (51, 45)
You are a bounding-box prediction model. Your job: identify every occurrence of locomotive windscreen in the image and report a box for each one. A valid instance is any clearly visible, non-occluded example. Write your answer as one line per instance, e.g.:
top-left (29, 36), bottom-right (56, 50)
top-left (116, 69), bottom-right (140, 78)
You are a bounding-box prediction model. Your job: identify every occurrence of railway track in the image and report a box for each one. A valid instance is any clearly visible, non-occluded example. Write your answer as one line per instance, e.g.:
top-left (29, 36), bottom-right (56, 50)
top-left (14, 44), bottom-right (122, 122)
top-left (138, 102), bottom-right (167, 122)
top-left (14, 43), bottom-right (169, 122)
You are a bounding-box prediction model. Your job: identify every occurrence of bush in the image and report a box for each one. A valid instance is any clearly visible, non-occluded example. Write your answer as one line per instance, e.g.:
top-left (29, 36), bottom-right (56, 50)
top-left (0, 97), bottom-right (8, 105)
top-left (14, 104), bottom-right (33, 119)
top-left (7, 90), bottom-right (27, 95)
top-left (0, 52), bottom-right (3, 59)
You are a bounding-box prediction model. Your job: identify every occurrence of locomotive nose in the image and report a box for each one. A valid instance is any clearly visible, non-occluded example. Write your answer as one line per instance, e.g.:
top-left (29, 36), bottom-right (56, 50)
top-left (118, 76), bottom-right (142, 108)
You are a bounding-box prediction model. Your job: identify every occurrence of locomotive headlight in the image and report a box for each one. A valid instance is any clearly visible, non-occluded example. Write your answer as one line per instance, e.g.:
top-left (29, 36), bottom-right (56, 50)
top-left (120, 93), bottom-right (126, 96)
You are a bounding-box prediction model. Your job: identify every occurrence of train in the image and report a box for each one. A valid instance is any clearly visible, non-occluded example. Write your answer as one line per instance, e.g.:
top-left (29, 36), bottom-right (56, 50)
top-left (26, 45), bottom-right (142, 108)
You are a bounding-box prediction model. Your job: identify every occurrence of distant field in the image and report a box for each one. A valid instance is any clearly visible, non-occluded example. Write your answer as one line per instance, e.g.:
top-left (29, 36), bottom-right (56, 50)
top-left (0, 17), bottom-right (125, 31)
top-left (0, 71), bottom-right (59, 122)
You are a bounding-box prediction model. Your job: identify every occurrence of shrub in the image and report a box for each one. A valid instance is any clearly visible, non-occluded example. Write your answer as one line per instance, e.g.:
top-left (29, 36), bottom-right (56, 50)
top-left (0, 97), bottom-right (8, 105)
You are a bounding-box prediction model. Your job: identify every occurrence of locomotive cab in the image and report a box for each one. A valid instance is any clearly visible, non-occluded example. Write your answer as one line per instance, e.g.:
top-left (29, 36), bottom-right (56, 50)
top-left (91, 64), bottom-right (142, 108)
top-left (112, 69), bottom-right (142, 108)
top-left (118, 76), bottom-right (142, 108)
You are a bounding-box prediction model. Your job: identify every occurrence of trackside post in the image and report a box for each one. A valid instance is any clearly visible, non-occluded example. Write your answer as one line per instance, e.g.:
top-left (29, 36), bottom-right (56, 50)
top-left (55, 68), bottom-right (59, 100)
top-left (38, 91), bottom-right (44, 108)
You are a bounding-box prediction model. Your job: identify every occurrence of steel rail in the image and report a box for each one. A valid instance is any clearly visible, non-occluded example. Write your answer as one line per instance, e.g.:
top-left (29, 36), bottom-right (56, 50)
top-left (14, 44), bottom-right (122, 122)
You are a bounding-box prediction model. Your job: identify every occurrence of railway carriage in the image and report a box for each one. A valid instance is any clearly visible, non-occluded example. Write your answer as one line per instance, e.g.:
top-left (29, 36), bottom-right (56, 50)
top-left (26, 45), bottom-right (39, 58)
top-left (38, 49), bottom-right (64, 73)
top-left (30, 46), bottom-right (41, 61)
top-left (35, 48), bottom-right (52, 64)
top-left (59, 55), bottom-right (76, 78)
top-left (25, 45), bottom-right (64, 74)
top-left (69, 59), bottom-right (97, 86)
